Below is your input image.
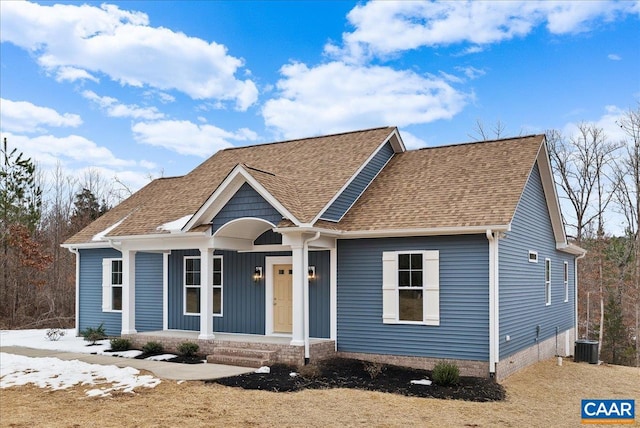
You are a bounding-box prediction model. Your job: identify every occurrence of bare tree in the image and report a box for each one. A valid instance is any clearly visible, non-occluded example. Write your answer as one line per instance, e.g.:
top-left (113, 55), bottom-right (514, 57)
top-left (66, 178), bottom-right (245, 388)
top-left (469, 119), bottom-right (508, 141)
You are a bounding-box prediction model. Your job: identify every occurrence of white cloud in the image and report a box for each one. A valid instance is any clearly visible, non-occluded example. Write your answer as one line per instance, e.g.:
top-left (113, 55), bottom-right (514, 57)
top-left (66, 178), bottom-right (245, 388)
top-left (608, 53), bottom-right (622, 61)
top-left (132, 120), bottom-right (259, 157)
top-left (0, 1), bottom-right (258, 110)
top-left (82, 90), bottom-right (164, 120)
top-left (327, 1), bottom-right (639, 62)
top-left (0, 98), bottom-right (82, 133)
top-left (55, 66), bottom-right (99, 83)
top-left (561, 105), bottom-right (629, 145)
top-left (262, 61), bottom-right (468, 139)
top-left (2, 131), bottom-right (135, 168)
top-left (399, 130), bottom-right (429, 150)
top-left (455, 66), bottom-right (486, 80)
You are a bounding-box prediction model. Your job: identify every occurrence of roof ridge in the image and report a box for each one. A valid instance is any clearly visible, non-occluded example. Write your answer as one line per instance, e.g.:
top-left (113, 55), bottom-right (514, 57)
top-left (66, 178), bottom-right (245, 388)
top-left (221, 126), bottom-right (394, 152)
top-left (243, 163), bottom-right (276, 177)
top-left (410, 134), bottom-right (544, 152)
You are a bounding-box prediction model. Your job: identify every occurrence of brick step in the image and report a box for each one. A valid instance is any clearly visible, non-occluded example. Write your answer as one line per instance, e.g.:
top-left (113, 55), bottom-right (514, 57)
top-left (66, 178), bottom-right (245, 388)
top-left (213, 346), bottom-right (276, 360)
top-left (206, 354), bottom-right (269, 368)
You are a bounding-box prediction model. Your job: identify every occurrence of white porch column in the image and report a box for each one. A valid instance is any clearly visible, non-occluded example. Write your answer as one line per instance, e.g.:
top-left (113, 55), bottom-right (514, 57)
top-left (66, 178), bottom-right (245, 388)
top-left (330, 245), bottom-right (337, 343)
top-left (121, 249), bottom-right (137, 335)
top-left (199, 247), bottom-right (215, 340)
top-left (290, 242), bottom-right (305, 346)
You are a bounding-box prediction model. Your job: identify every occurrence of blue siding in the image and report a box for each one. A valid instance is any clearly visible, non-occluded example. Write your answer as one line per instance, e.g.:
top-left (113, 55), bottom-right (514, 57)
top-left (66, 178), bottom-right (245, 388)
top-left (309, 251), bottom-right (330, 338)
top-left (78, 248), bottom-right (122, 336)
top-left (254, 230), bottom-right (282, 245)
top-left (337, 235), bottom-right (490, 361)
top-left (211, 183), bottom-right (282, 233)
top-left (167, 249), bottom-right (329, 336)
top-left (135, 252), bottom-right (163, 332)
top-left (321, 141), bottom-right (394, 222)
top-left (499, 163), bottom-right (576, 359)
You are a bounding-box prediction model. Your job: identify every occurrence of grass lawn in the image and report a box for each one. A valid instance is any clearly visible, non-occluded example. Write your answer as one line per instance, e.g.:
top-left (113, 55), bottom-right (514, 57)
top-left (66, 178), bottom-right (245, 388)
top-left (1, 358), bottom-right (638, 427)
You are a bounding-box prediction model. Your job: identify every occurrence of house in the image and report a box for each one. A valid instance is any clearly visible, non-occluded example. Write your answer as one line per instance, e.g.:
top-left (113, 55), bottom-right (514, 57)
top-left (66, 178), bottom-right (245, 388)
top-left (62, 127), bottom-right (585, 379)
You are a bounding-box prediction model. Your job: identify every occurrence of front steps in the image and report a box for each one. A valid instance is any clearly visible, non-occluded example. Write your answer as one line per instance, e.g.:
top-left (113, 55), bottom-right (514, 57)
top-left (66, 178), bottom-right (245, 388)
top-left (207, 346), bottom-right (277, 368)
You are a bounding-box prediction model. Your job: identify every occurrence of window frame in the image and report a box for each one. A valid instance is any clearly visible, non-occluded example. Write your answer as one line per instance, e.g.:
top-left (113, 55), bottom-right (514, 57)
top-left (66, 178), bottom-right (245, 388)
top-left (183, 255), bottom-right (224, 316)
top-left (396, 251), bottom-right (426, 323)
top-left (102, 257), bottom-right (123, 313)
top-left (545, 258), bottom-right (551, 306)
top-left (563, 261), bottom-right (569, 303)
top-left (528, 250), bottom-right (538, 263)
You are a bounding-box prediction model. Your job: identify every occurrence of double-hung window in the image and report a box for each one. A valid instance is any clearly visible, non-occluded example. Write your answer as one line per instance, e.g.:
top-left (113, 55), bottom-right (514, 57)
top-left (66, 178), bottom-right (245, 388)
top-left (102, 258), bottom-right (122, 312)
top-left (545, 258), bottom-right (551, 306)
top-left (564, 261), bottom-right (569, 303)
top-left (184, 256), bottom-right (223, 316)
top-left (382, 250), bottom-right (440, 325)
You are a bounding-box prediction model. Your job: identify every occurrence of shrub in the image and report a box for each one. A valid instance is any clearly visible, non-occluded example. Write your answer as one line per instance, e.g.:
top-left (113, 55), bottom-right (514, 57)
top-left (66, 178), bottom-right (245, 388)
top-left (297, 363), bottom-right (321, 379)
top-left (432, 361), bottom-right (460, 386)
top-left (45, 328), bottom-right (65, 341)
top-left (142, 341), bottom-right (164, 355)
top-left (363, 361), bottom-right (385, 379)
top-left (109, 338), bottom-right (131, 352)
top-left (80, 323), bottom-right (107, 345)
top-left (177, 341), bottom-right (199, 357)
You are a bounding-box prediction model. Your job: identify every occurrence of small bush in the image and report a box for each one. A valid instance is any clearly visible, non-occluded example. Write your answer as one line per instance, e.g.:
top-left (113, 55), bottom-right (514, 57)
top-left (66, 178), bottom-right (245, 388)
top-left (142, 341), bottom-right (164, 355)
top-left (177, 341), bottom-right (199, 357)
top-left (363, 361), bottom-right (385, 379)
top-left (109, 338), bottom-right (131, 352)
top-left (432, 361), bottom-right (460, 386)
top-left (297, 363), bottom-right (321, 379)
top-left (45, 328), bottom-right (66, 341)
top-left (80, 323), bottom-right (107, 345)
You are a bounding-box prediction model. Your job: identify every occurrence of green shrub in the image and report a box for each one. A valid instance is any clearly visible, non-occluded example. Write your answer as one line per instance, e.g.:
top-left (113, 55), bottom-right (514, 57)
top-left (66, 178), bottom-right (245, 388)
top-left (432, 361), bottom-right (460, 386)
top-left (109, 338), bottom-right (131, 352)
top-left (80, 323), bottom-right (107, 345)
top-left (177, 341), bottom-right (199, 357)
top-left (142, 341), bottom-right (164, 355)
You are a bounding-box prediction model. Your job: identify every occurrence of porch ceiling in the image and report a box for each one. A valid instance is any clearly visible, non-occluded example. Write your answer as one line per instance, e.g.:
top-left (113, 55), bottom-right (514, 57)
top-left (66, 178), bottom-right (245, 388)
top-left (213, 218), bottom-right (274, 241)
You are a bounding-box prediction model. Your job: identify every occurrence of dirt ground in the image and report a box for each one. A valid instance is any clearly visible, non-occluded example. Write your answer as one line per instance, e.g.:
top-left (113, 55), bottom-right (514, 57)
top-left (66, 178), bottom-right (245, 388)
top-left (1, 358), bottom-right (638, 428)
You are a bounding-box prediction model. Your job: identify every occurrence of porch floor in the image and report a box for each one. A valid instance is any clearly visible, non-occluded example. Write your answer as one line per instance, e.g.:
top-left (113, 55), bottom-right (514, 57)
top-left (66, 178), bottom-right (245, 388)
top-left (134, 330), bottom-right (332, 345)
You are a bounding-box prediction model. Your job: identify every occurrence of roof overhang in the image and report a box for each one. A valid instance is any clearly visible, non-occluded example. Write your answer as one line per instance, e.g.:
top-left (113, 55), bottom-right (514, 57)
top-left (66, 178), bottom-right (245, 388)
top-left (274, 224), bottom-right (511, 239)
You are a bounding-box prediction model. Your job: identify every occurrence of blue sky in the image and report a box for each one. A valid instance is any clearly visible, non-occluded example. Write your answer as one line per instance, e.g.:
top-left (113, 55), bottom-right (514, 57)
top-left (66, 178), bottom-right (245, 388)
top-left (1, 1), bottom-right (638, 206)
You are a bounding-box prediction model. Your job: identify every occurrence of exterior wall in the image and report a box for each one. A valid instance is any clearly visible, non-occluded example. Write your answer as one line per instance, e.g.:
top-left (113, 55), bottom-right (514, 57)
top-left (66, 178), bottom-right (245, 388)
top-left (211, 183), bottom-right (283, 233)
top-left (336, 235), bottom-right (490, 361)
top-left (254, 230), bottom-right (282, 245)
top-left (167, 249), bottom-right (330, 338)
top-left (135, 252), bottom-right (163, 332)
top-left (78, 248), bottom-right (122, 336)
top-left (499, 163), bottom-right (576, 360)
top-left (496, 327), bottom-right (574, 381)
top-left (321, 141), bottom-right (394, 222)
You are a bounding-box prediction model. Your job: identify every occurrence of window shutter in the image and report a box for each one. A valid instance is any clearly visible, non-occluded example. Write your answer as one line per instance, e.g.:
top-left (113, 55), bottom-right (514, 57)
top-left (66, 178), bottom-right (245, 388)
top-left (382, 251), bottom-right (398, 324)
top-left (102, 258), bottom-right (111, 311)
top-left (423, 250), bottom-right (440, 326)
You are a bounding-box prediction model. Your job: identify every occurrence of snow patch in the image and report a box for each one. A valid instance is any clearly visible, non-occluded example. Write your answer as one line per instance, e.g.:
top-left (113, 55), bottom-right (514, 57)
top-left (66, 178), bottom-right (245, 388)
top-left (289, 372), bottom-right (298, 377)
top-left (106, 350), bottom-right (143, 358)
top-left (92, 217), bottom-right (127, 241)
top-left (254, 366), bottom-right (270, 374)
top-left (156, 215), bottom-right (192, 233)
top-left (145, 354), bottom-right (177, 361)
top-left (410, 379), bottom-right (432, 386)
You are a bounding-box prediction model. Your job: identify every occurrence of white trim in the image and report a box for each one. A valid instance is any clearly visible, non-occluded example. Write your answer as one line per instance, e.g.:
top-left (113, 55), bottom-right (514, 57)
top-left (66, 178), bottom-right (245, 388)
top-left (545, 258), bottom-right (552, 306)
top-left (487, 230), bottom-right (499, 376)
top-left (528, 250), bottom-right (538, 263)
top-left (70, 248), bottom-right (80, 335)
top-left (315, 129), bottom-right (400, 223)
top-left (162, 252), bottom-right (169, 330)
top-left (121, 249), bottom-right (136, 335)
top-left (330, 245), bottom-right (337, 344)
top-left (102, 257), bottom-right (123, 313)
top-left (62, 242), bottom-right (114, 249)
top-left (212, 255), bottom-right (223, 317)
top-left (265, 256), bottom-right (293, 336)
top-left (275, 224), bottom-right (511, 239)
top-left (183, 164), bottom-right (301, 232)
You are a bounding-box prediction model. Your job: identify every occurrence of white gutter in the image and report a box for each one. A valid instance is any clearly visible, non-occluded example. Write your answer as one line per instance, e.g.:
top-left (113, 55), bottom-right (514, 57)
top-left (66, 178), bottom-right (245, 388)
top-left (303, 231), bottom-right (321, 362)
top-left (486, 230), bottom-right (500, 377)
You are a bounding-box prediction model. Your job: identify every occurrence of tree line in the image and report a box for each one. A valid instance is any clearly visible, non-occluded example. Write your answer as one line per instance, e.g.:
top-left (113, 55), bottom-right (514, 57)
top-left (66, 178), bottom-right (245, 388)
top-left (2, 106), bottom-right (638, 367)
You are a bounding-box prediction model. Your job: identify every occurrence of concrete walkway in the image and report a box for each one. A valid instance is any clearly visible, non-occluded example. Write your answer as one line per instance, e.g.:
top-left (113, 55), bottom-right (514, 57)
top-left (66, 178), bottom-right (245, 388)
top-left (0, 346), bottom-right (255, 381)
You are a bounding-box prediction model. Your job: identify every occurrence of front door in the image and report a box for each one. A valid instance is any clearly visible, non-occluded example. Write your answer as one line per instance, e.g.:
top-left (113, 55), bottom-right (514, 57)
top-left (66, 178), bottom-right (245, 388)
top-left (273, 264), bottom-right (293, 333)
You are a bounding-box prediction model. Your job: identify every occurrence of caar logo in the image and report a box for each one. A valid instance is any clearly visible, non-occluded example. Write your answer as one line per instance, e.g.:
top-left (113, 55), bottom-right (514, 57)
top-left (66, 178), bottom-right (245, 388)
top-left (581, 399), bottom-right (635, 424)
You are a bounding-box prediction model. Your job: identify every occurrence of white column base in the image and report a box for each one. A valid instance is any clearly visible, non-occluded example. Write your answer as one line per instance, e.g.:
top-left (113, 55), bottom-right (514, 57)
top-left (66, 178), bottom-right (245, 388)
top-left (289, 339), bottom-right (304, 346)
top-left (121, 329), bottom-right (137, 335)
top-left (198, 333), bottom-right (215, 340)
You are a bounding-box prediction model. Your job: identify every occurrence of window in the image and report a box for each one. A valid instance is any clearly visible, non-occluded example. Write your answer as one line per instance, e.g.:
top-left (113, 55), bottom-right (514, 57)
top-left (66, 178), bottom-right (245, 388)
top-left (184, 256), bottom-right (223, 316)
top-left (545, 258), bottom-right (551, 306)
top-left (564, 261), bottom-right (569, 303)
top-left (102, 258), bottom-right (122, 312)
top-left (528, 250), bottom-right (538, 263)
top-left (382, 250), bottom-right (440, 325)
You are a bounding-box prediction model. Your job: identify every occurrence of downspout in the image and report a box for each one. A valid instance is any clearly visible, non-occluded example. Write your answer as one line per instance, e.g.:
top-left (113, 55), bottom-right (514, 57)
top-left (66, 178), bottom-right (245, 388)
top-left (66, 247), bottom-right (80, 336)
top-left (575, 252), bottom-right (586, 341)
top-left (486, 230), bottom-right (499, 377)
top-left (303, 232), bottom-right (321, 363)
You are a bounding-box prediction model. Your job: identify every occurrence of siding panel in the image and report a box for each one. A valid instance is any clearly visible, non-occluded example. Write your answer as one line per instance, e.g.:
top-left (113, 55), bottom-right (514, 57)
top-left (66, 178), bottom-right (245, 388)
top-left (135, 252), bottom-right (163, 332)
top-left (78, 248), bottom-right (122, 336)
top-left (499, 163), bottom-right (575, 359)
top-left (212, 183), bottom-right (283, 233)
top-left (321, 142), bottom-right (394, 222)
top-left (337, 235), bottom-right (489, 361)
top-left (309, 251), bottom-right (330, 338)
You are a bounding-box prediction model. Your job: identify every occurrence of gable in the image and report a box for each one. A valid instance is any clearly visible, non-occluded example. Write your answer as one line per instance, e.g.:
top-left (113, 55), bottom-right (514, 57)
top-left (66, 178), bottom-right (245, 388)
top-left (211, 183), bottom-right (283, 234)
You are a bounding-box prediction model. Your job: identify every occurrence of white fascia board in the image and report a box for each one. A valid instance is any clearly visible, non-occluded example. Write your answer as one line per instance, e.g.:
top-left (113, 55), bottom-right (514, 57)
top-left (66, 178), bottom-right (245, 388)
top-left (183, 164), bottom-right (300, 232)
top-left (557, 242), bottom-right (587, 256)
top-left (275, 224), bottom-right (510, 239)
top-left (61, 242), bottom-right (113, 249)
top-left (536, 140), bottom-right (569, 246)
top-left (312, 128), bottom-right (402, 224)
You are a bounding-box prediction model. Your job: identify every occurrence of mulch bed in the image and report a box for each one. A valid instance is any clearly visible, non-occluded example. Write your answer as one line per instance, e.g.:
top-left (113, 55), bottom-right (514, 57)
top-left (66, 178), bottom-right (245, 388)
top-left (209, 357), bottom-right (505, 402)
